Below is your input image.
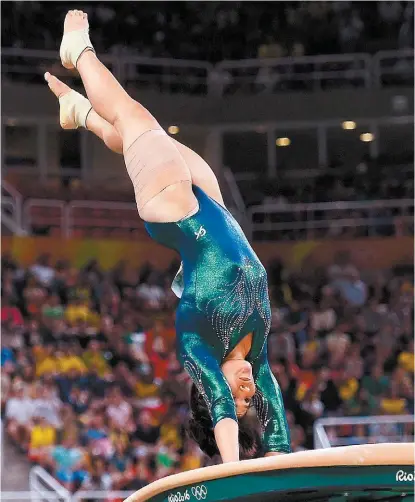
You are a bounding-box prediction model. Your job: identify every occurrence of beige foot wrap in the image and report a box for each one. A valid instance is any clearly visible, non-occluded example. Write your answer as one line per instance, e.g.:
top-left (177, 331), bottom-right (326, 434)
top-left (60, 29), bottom-right (95, 69)
top-left (59, 90), bottom-right (92, 129)
top-left (124, 130), bottom-right (192, 213)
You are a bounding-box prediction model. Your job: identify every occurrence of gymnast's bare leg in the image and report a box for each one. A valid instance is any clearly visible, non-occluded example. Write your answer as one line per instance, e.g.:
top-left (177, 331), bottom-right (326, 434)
top-left (58, 9), bottom-right (198, 222)
top-left (44, 73), bottom-right (225, 207)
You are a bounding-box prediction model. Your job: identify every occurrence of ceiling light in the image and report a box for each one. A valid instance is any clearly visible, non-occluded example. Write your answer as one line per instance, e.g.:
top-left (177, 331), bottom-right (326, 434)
top-left (168, 125), bottom-right (179, 135)
top-left (276, 137), bottom-right (291, 147)
top-left (360, 132), bottom-right (374, 142)
top-left (342, 121), bottom-right (357, 130)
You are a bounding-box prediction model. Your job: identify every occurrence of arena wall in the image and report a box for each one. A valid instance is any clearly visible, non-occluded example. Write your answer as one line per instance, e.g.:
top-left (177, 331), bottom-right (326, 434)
top-left (2, 236), bottom-right (413, 271)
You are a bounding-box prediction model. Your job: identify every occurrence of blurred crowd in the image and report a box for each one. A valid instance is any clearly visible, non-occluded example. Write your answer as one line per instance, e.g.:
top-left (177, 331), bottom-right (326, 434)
top-left (2, 249), bottom-right (413, 492)
top-left (3, 2), bottom-right (413, 60)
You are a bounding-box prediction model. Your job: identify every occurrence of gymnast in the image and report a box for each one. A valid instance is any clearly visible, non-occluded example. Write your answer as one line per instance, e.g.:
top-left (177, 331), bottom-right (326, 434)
top-left (46, 9), bottom-right (291, 463)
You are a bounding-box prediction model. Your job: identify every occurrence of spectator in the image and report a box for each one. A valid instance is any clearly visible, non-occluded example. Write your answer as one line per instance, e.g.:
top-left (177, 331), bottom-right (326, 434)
top-left (284, 300), bottom-right (309, 348)
top-left (30, 253), bottom-right (55, 287)
top-left (42, 294), bottom-right (65, 321)
top-left (5, 384), bottom-right (34, 450)
top-left (181, 442), bottom-right (203, 471)
top-left (332, 268), bottom-right (368, 307)
top-left (362, 364), bottom-right (390, 397)
top-left (31, 384), bottom-right (62, 428)
top-left (380, 382), bottom-right (408, 415)
top-left (28, 416), bottom-right (57, 464)
top-left (48, 435), bottom-right (88, 491)
top-left (136, 272), bottom-right (165, 308)
top-left (310, 298), bottom-right (337, 333)
top-left (57, 345), bottom-right (88, 375)
top-left (82, 340), bottom-right (111, 377)
top-left (106, 386), bottom-right (134, 433)
top-left (1, 295), bottom-right (24, 328)
top-left (398, 340), bottom-right (414, 373)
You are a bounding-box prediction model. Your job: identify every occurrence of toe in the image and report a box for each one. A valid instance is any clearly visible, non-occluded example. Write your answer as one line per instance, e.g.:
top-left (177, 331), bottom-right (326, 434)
top-left (44, 73), bottom-right (70, 98)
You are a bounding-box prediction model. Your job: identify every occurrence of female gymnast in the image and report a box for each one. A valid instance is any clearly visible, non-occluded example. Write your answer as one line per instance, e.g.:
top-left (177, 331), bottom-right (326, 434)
top-left (46, 9), bottom-right (291, 463)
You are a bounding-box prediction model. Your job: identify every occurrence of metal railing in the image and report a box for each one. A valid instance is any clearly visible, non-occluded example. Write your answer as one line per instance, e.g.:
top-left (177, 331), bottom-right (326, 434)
top-left (1, 492), bottom-right (68, 501)
top-left (2, 48), bottom-right (413, 95)
top-left (2, 179), bottom-right (23, 231)
top-left (222, 167), bottom-right (248, 229)
top-left (27, 466), bottom-right (135, 502)
top-left (216, 53), bottom-right (372, 95)
top-left (29, 466), bottom-right (72, 502)
top-left (373, 49), bottom-right (415, 87)
top-left (67, 200), bottom-right (141, 237)
top-left (249, 198), bottom-right (414, 241)
top-left (314, 415), bottom-right (415, 449)
top-left (23, 199), bottom-right (67, 236)
top-left (20, 197), bottom-right (414, 240)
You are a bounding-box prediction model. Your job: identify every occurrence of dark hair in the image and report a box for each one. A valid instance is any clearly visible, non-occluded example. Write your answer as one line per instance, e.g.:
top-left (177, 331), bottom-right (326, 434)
top-left (187, 384), bottom-right (263, 460)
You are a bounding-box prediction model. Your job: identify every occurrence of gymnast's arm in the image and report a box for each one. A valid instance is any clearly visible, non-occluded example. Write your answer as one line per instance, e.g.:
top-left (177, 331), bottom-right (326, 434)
top-left (177, 330), bottom-right (240, 463)
top-left (252, 343), bottom-right (291, 456)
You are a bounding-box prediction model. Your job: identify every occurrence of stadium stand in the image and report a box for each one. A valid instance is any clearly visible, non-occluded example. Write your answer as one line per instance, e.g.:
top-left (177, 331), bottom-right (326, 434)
top-left (1, 1), bottom-right (414, 499)
top-left (1, 251), bottom-right (414, 493)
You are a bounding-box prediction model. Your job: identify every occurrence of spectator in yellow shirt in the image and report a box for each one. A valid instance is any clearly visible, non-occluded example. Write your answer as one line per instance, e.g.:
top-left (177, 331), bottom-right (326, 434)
top-left (82, 340), bottom-right (110, 377)
top-left (65, 296), bottom-right (91, 325)
top-left (29, 417), bottom-right (56, 464)
top-left (337, 372), bottom-right (359, 402)
top-left (380, 384), bottom-right (408, 415)
top-left (398, 341), bottom-right (414, 373)
top-left (160, 416), bottom-right (182, 451)
top-left (65, 294), bottom-right (100, 328)
top-left (134, 368), bottom-right (160, 399)
top-left (181, 442), bottom-right (203, 472)
top-left (57, 346), bottom-right (87, 375)
top-left (35, 345), bottom-right (58, 377)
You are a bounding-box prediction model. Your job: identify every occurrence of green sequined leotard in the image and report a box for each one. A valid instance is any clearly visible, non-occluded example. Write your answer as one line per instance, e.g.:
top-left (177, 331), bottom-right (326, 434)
top-left (145, 186), bottom-right (291, 453)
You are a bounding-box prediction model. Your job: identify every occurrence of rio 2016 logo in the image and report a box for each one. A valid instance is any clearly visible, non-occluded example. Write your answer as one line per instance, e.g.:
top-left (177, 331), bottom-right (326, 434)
top-left (168, 490), bottom-right (190, 502)
top-left (167, 485), bottom-right (208, 502)
top-left (396, 470), bottom-right (415, 482)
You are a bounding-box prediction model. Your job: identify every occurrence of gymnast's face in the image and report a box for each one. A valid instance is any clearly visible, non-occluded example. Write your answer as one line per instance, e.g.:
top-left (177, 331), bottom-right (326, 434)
top-left (221, 359), bottom-right (256, 418)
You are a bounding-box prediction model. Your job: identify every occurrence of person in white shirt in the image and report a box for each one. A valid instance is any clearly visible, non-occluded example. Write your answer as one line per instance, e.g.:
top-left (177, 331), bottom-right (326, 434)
top-left (5, 385), bottom-right (34, 448)
top-left (106, 387), bottom-right (134, 433)
top-left (30, 254), bottom-right (55, 287)
top-left (136, 272), bottom-right (165, 308)
top-left (310, 300), bottom-right (337, 332)
top-left (31, 386), bottom-right (62, 428)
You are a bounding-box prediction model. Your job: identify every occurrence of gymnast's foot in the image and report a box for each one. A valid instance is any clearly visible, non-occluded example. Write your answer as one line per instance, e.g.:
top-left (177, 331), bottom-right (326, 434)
top-left (60, 9), bottom-right (95, 70)
top-left (44, 72), bottom-right (92, 129)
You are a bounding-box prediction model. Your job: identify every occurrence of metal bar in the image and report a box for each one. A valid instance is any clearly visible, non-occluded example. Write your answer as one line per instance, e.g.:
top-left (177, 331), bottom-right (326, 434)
top-left (250, 198), bottom-right (413, 214)
top-left (0, 492), bottom-right (63, 500)
top-left (251, 217), bottom-right (409, 232)
top-left (2, 114), bottom-right (413, 134)
top-left (22, 199), bottom-right (66, 234)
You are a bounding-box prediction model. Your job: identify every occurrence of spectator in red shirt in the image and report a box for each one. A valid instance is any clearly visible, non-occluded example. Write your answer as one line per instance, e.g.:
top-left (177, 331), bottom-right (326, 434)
top-left (1, 295), bottom-right (24, 328)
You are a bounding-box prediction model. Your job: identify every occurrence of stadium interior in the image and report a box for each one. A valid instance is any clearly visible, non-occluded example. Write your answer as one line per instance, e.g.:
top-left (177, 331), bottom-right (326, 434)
top-left (1, 1), bottom-right (414, 501)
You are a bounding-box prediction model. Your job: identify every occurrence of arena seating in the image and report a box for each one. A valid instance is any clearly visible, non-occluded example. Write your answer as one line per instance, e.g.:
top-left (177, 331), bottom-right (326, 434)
top-left (2, 250), bottom-right (414, 493)
top-left (2, 2), bottom-right (413, 61)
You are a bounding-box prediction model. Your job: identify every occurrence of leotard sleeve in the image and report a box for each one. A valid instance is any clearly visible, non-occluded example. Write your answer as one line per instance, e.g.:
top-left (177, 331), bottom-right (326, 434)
top-left (177, 330), bottom-right (237, 427)
top-left (252, 343), bottom-right (291, 453)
